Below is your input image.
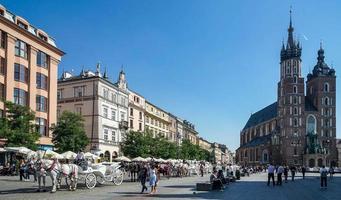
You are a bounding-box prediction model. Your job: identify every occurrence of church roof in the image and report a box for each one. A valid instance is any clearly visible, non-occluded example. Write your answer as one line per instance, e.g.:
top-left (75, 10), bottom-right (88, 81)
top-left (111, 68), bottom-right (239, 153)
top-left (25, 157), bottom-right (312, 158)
top-left (243, 102), bottom-right (277, 131)
top-left (240, 134), bottom-right (272, 148)
top-left (305, 97), bottom-right (318, 112)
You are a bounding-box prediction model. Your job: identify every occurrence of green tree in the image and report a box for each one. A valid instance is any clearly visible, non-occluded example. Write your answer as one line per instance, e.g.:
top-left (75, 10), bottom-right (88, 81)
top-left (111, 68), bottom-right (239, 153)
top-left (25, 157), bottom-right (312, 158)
top-left (0, 101), bottom-right (40, 150)
top-left (51, 111), bottom-right (89, 153)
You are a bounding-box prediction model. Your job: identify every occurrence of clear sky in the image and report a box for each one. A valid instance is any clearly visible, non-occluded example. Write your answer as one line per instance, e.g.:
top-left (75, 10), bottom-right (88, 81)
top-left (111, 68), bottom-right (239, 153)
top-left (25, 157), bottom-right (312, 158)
top-left (3, 0), bottom-right (341, 151)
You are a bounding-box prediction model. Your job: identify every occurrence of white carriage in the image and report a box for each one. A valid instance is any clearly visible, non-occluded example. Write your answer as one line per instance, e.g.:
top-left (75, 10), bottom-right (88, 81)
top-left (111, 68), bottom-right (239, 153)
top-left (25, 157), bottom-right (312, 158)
top-left (91, 162), bottom-right (124, 186)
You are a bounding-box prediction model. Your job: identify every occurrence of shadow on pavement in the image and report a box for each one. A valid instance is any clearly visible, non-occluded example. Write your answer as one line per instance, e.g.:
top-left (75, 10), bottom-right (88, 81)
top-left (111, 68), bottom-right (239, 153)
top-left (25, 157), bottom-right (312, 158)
top-left (112, 191), bottom-right (223, 199)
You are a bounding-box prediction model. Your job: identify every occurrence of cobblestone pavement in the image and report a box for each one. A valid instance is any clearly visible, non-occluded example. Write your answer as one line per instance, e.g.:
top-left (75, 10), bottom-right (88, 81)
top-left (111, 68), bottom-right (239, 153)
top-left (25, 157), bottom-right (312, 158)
top-left (0, 172), bottom-right (340, 200)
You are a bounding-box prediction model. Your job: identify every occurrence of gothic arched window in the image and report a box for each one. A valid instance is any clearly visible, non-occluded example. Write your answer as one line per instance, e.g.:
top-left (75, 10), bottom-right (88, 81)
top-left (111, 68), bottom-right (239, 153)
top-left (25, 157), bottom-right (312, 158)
top-left (294, 107), bottom-right (298, 115)
top-left (293, 76), bottom-right (297, 83)
top-left (306, 115), bottom-right (316, 135)
top-left (293, 86), bottom-right (297, 93)
top-left (324, 97), bottom-right (329, 106)
top-left (293, 118), bottom-right (298, 127)
top-left (324, 83), bottom-right (329, 92)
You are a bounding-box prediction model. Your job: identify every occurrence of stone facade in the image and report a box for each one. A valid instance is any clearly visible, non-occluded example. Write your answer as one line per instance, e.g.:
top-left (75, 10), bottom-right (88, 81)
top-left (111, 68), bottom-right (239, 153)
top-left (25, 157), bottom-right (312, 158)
top-left (57, 66), bottom-right (129, 161)
top-left (236, 13), bottom-right (337, 167)
top-left (0, 5), bottom-right (64, 149)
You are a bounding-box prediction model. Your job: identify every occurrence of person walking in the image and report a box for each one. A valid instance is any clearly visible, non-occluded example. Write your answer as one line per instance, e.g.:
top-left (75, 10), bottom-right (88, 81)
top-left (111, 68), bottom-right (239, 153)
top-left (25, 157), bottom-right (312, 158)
top-left (276, 165), bottom-right (284, 186)
top-left (267, 163), bottom-right (275, 186)
top-left (329, 166), bottom-right (334, 180)
top-left (290, 166), bottom-right (296, 181)
top-left (284, 166), bottom-right (288, 183)
top-left (138, 164), bottom-right (148, 194)
top-left (149, 166), bottom-right (157, 195)
top-left (320, 165), bottom-right (328, 189)
top-left (301, 166), bottom-right (306, 179)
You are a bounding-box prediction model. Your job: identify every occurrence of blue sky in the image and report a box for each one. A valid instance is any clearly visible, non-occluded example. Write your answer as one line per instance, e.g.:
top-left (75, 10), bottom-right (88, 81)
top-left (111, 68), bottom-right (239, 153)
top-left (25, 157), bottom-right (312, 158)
top-left (3, 0), bottom-right (341, 151)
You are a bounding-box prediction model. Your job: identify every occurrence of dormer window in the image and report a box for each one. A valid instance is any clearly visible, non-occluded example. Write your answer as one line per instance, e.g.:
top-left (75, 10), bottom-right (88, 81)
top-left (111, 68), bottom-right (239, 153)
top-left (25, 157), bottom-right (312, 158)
top-left (39, 34), bottom-right (47, 41)
top-left (0, 10), bottom-right (4, 16)
top-left (17, 21), bottom-right (28, 30)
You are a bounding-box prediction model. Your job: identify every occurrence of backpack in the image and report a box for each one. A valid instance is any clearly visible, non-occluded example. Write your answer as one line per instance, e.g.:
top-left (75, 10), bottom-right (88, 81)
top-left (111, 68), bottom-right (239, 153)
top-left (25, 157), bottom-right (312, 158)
top-left (321, 170), bottom-right (327, 178)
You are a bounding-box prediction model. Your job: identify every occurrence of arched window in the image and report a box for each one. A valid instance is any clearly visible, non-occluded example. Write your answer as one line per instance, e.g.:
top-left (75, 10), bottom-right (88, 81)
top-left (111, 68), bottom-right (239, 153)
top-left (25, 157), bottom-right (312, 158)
top-left (293, 96), bottom-right (297, 104)
top-left (324, 97), bottom-right (329, 106)
top-left (324, 83), bottom-right (329, 92)
top-left (293, 86), bottom-right (297, 94)
top-left (294, 66), bottom-right (297, 74)
top-left (294, 118), bottom-right (298, 127)
top-left (306, 115), bottom-right (316, 135)
top-left (294, 107), bottom-right (298, 115)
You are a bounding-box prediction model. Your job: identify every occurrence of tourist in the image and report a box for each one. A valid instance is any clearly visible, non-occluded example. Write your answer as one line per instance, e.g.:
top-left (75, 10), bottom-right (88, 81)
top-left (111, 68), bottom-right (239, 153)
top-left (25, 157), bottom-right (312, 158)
top-left (267, 163), bottom-right (275, 186)
top-left (217, 169), bottom-right (227, 185)
top-left (320, 165), bottom-right (328, 189)
top-left (301, 166), bottom-right (306, 179)
top-left (290, 166), bottom-right (296, 181)
top-left (155, 164), bottom-right (161, 192)
top-left (329, 166), bottom-right (334, 180)
top-left (138, 163), bottom-right (148, 194)
top-left (284, 166), bottom-right (288, 183)
top-left (200, 163), bottom-right (204, 177)
top-left (210, 170), bottom-right (224, 191)
top-left (19, 159), bottom-right (27, 181)
top-left (276, 165), bottom-right (284, 186)
top-left (149, 166), bottom-right (157, 194)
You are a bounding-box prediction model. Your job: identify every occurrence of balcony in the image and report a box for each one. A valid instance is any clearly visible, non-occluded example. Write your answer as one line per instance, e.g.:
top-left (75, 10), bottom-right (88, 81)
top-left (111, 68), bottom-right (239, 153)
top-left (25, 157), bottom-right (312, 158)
top-left (119, 121), bottom-right (129, 130)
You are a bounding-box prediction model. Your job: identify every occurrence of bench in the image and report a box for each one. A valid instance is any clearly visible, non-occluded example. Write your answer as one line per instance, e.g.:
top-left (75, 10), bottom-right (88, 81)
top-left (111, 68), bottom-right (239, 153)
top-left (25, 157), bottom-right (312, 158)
top-left (196, 182), bottom-right (212, 191)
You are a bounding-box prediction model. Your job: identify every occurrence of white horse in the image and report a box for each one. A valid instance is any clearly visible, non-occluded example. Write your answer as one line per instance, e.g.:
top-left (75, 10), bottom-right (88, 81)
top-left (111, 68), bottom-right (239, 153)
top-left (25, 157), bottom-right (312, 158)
top-left (36, 159), bottom-right (79, 193)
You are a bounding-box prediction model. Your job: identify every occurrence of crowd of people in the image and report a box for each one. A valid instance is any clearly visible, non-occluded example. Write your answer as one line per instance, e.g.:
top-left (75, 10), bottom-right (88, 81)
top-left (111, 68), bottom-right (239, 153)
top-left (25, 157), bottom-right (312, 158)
top-left (265, 163), bottom-right (335, 189)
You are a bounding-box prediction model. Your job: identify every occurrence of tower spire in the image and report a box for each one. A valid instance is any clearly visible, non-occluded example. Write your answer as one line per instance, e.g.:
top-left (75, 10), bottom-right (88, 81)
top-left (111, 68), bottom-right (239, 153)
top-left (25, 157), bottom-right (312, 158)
top-left (287, 6), bottom-right (294, 48)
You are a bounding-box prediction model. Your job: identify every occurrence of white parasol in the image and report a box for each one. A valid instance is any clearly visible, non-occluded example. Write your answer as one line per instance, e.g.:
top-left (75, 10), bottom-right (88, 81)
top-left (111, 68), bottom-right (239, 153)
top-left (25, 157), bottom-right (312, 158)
top-left (132, 156), bottom-right (147, 162)
top-left (84, 152), bottom-right (100, 160)
top-left (45, 149), bottom-right (64, 159)
top-left (114, 156), bottom-right (131, 162)
top-left (61, 151), bottom-right (77, 159)
top-left (5, 147), bottom-right (32, 154)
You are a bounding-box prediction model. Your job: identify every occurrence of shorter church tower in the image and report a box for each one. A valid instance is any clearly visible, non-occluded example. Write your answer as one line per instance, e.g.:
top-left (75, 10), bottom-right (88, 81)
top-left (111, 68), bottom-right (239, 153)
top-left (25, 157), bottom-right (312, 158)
top-left (305, 44), bottom-right (337, 167)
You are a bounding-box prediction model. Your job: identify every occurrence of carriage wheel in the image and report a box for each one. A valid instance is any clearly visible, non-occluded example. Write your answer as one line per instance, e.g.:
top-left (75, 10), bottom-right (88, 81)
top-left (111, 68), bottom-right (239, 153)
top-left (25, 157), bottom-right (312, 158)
top-left (113, 171), bottom-right (124, 185)
top-left (85, 173), bottom-right (97, 189)
top-left (97, 176), bottom-right (105, 185)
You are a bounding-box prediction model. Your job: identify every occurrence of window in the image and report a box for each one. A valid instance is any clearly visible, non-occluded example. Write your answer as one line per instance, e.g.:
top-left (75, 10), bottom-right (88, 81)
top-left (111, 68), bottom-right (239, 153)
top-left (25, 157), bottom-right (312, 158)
top-left (307, 115), bottom-right (316, 134)
top-left (293, 86), bottom-right (297, 94)
top-left (103, 88), bottom-right (109, 99)
top-left (38, 34), bottom-right (47, 41)
top-left (293, 66), bottom-right (297, 74)
top-left (139, 123), bottom-right (142, 131)
top-left (57, 89), bottom-right (63, 100)
top-left (293, 96), bottom-right (297, 104)
top-left (37, 51), bottom-right (48, 68)
top-left (75, 106), bottom-right (82, 115)
top-left (36, 95), bottom-right (48, 112)
top-left (293, 118), bottom-right (298, 127)
top-left (17, 21), bottom-right (28, 29)
top-left (324, 97), bottom-right (329, 106)
top-left (103, 107), bottom-right (108, 118)
top-left (14, 63), bottom-right (28, 83)
top-left (112, 130), bottom-right (116, 142)
top-left (130, 108), bottom-right (133, 116)
top-left (0, 57), bottom-right (5, 74)
top-left (130, 120), bottom-right (133, 128)
top-left (139, 112), bottom-right (142, 120)
top-left (111, 109), bottom-right (116, 121)
top-left (111, 93), bottom-right (116, 102)
top-left (324, 83), bottom-right (329, 92)
top-left (36, 118), bottom-right (47, 136)
top-left (146, 116), bottom-right (149, 123)
top-left (57, 108), bottom-right (61, 118)
top-left (294, 107), bottom-right (298, 115)
top-left (120, 111), bottom-right (125, 121)
top-left (0, 83), bottom-right (4, 101)
top-left (13, 88), bottom-right (27, 106)
top-left (74, 86), bottom-right (85, 97)
top-left (293, 76), bottom-right (297, 83)
top-left (15, 40), bottom-right (27, 58)
top-left (103, 128), bottom-right (108, 141)
top-left (0, 31), bottom-right (5, 48)
top-left (36, 73), bottom-right (47, 90)
top-left (121, 96), bottom-right (126, 105)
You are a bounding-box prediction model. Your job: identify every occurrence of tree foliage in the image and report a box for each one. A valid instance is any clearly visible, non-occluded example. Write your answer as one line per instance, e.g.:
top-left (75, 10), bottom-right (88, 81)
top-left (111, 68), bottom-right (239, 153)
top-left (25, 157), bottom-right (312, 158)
top-left (0, 101), bottom-right (40, 150)
top-left (51, 111), bottom-right (89, 153)
top-left (121, 130), bottom-right (210, 161)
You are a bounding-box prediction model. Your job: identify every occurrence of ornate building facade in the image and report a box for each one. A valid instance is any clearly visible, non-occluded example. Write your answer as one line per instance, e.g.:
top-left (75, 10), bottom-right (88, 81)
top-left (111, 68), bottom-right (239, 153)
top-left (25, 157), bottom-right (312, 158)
top-left (236, 13), bottom-right (337, 167)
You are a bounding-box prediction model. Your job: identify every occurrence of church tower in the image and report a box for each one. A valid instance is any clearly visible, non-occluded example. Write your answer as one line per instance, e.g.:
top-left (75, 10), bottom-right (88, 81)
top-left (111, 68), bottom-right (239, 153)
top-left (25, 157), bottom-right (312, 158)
top-left (305, 44), bottom-right (337, 167)
top-left (277, 10), bottom-right (305, 166)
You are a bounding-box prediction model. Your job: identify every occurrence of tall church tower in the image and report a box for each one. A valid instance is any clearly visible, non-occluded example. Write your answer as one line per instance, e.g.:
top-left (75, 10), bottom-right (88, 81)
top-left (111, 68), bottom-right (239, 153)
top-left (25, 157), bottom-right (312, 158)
top-left (277, 10), bottom-right (305, 166)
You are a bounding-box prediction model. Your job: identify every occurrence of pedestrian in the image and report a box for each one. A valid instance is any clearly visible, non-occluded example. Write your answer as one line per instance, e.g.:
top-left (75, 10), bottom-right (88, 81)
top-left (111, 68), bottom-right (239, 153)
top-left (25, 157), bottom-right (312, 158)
top-left (210, 170), bottom-right (224, 191)
top-left (138, 163), bottom-right (148, 194)
top-left (267, 163), bottom-right (275, 186)
top-left (329, 166), bottom-right (334, 180)
top-left (301, 166), bottom-right (306, 179)
top-left (320, 165), bottom-right (328, 189)
top-left (200, 163), bottom-right (204, 177)
top-left (290, 166), bottom-right (296, 181)
top-left (149, 165), bottom-right (157, 195)
top-left (276, 165), bottom-right (284, 186)
top-left (284, 166), bottom-right (288, 183)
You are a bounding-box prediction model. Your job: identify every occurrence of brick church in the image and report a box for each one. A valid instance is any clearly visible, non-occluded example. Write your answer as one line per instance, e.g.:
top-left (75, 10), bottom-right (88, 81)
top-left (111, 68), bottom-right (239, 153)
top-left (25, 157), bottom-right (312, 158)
top-left (236, 13), bottom-right (337, 167)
